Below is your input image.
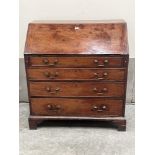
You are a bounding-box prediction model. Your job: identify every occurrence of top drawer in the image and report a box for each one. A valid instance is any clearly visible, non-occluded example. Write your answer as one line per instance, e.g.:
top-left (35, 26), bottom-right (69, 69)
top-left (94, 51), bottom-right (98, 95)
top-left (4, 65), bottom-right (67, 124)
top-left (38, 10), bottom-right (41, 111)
top-left (27, 56), bottom-right (124, 68)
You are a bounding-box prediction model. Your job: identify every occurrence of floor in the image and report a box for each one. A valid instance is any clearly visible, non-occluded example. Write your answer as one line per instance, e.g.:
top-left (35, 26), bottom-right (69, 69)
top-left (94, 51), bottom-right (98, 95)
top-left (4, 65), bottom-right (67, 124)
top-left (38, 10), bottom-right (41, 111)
top-left (19, 103), bottom-right (135, 155)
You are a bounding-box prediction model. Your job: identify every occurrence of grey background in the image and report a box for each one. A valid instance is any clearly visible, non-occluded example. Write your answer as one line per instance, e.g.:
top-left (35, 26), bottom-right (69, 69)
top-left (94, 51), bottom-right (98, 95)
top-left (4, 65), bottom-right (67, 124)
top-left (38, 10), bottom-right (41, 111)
top-left (19, 58), bottom-right (135, 103)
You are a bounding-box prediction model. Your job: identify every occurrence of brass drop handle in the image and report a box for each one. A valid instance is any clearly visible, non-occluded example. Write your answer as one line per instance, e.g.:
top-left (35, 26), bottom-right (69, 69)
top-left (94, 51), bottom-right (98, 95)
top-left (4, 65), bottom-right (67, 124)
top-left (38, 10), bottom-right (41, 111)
top-left (94, 59), bottom-right (99, 63)
top-left (92, 105), bottom-right (107, 112)
top-left (93, 87), bottom-right (108, 95)
top-left (42, 58), bottom-right (58, 66)
top-left (94, 59), bottom-right (109, 67)
top-left (104, 59), bottom-right (109, 64)
top-left (92, 106), bottom-right (98, 110)
top-left (44, 72), bottom-right (58, 79)
top-left (94, 72), bottom-right (108, 80)
top-left (98, 64), bottom-right (105, 67)
top-left (47, 104), bottom-right (52, 109)
top-left (45, 87), bottom-right (60, 94)
top-left (94, 59), bottom-right (104, 67)
top-left (102, 105), bottom-right (107, 109)
top-left (103, 72), bottom-right (108, 76)
top-left (47, 104), bottom-right (61, 111)
top-left (46, 87), bottom-right (51, 92)
top-left (42, 58), bottom-right (49, 64)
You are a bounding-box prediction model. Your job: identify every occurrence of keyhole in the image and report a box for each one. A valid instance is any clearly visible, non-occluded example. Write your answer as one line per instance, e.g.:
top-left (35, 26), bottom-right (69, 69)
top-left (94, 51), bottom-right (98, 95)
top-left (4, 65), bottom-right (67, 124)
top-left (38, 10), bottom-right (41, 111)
top-left (74, 26), bottom-right (80, 30)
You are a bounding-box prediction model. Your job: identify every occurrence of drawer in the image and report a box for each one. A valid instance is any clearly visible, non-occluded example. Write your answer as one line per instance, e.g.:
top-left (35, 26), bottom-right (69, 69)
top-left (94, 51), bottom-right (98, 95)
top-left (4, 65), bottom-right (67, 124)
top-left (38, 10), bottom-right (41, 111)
top-left (29, 82), bottom-right (125, 97)
top-left (28, 56), bottom-right (123, 68)
top-left (31, 98), bottom-right (123, 117)
top-left (27, 68), bottom-right (126, 81)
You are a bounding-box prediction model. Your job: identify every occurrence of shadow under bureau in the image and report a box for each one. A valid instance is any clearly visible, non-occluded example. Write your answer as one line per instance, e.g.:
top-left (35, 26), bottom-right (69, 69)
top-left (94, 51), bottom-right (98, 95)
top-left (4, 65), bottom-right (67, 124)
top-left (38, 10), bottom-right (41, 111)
top-left (24, 20), bottom-right (129, 131)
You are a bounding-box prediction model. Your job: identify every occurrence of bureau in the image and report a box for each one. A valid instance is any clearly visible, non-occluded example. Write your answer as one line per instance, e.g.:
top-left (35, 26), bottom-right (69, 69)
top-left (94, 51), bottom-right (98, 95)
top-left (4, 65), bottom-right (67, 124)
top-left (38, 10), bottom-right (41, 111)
top-left (24, 20), bottom-right (129, 131)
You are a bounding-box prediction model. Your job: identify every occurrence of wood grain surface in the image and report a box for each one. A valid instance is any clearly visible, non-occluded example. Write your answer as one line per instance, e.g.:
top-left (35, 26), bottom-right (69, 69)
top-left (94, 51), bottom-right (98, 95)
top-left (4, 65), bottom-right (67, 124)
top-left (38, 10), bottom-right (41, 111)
top-left (25, 21), bottom-right (128, 55)
top-left (29, 81), bottom-right (125, 97)
top-left (27, 68), bottom-right (126, 81)
top-left (28, 56), bottom-right (124, 68)
top-left (31, 98), bottom-right (123, 117)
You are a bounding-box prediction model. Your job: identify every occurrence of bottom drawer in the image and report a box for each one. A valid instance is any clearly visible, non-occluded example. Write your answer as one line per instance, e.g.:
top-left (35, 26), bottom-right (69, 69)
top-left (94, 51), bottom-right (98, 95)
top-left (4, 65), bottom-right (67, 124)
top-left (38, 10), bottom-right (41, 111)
top-left (31, 98), bottom-right (124, 117)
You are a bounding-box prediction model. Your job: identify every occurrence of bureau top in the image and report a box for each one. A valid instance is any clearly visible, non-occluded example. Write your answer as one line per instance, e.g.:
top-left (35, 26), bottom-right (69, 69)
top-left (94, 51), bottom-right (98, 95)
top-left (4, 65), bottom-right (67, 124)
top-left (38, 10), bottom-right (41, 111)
top-left (24, 20), bottom-right (129, 55)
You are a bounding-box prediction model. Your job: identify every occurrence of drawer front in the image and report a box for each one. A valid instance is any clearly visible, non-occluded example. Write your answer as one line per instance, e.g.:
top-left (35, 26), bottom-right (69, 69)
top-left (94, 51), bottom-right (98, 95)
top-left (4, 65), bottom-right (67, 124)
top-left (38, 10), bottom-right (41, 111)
top-left (29, 82), bottom-right (124, 97)
top-left (29, 56), bottom-right (123, 68)
top-left (31, 98), bottom-right (123, 117)
top-left (27, 68), bottom-right (126, 81)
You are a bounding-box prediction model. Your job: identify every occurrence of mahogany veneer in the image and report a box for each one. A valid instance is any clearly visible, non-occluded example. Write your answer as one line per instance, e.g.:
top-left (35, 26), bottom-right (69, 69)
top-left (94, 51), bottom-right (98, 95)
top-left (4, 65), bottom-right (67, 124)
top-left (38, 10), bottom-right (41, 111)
top-left (24, 20), bottom-right (129, 131)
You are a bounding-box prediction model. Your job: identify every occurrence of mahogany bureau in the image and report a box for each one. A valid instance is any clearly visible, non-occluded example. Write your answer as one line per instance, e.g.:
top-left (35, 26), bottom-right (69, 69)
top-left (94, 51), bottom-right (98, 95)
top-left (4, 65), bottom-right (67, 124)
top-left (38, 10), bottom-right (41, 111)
top-left (24, 20), bottom-right (129, 131)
